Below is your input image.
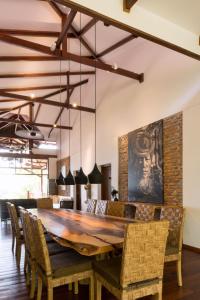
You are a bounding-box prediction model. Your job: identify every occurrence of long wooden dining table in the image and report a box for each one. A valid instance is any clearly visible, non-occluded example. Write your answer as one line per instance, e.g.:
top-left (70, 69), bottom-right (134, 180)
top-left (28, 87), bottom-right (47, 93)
top-left (28, 208), bottom-right (134, 256)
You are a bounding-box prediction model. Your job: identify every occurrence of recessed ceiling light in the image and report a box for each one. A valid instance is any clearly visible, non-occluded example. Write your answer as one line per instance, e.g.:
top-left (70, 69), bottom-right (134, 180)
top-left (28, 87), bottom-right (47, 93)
top-left (50, 42), bottom-right (57, 52)
top-left (112, 63), bottom-right (118, 70)
top-left (30, 93), bottom-right (35, 99)
top-left (72, 103), bottom-right (77, 108)
top-left (53, 124), bottom-right (57, 128)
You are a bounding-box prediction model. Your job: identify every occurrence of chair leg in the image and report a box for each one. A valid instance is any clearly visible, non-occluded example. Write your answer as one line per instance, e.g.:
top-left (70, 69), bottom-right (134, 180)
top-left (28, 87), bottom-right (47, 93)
top-left (30, 265), bottom-right (36, 299)
top-left (12, 235), bottom-right (15, 253)
top-left (177, 257), bottom-right (183, 287)
top-left (68, 283), bottom-right (72, 291)
top-left (37, 276), bottom-right (43, 300)
top-left (24, 252), bottom-right (27, 274)
top-left (16, 242), bottom-right (21, 268)
top-left (96, 280), bottom-right (102, 300)
top-left (47, 287), bottom-right (53, 300)
top-left (25, 264), bottom-right (31, 286)
top-left (90, 276), bottom-right (94, 300)
top-left (74, 281), bottom-right (79, 294)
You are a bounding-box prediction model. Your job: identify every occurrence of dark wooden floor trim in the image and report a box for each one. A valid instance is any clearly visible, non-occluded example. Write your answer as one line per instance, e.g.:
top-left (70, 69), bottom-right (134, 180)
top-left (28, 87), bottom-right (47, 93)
top-left (183, 244), bottom-right (200, 254)
top-left (53, 0), bottom-right (200, 62)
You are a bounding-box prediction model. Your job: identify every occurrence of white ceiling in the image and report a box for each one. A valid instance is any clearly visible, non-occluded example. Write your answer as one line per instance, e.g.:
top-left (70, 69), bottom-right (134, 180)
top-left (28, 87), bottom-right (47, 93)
top-left (0, 0), bottom-right (199, 143)
top-left (138, 0), bottom-right (200, 35)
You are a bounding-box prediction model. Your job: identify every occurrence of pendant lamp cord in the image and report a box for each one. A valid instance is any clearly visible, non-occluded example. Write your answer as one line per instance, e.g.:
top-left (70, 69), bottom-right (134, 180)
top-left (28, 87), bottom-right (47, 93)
top-left (59, 59), bottom-right (62, 171)
top-left (80, 13), bottom-right (82, 167)
top-left (94, 20), bottom-right (97, 163)
top-left (68, 39), bottom-right (71, 168)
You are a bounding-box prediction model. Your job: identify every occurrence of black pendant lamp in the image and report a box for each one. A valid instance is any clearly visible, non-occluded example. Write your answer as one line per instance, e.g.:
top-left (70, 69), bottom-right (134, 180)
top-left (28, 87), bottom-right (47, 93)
top-left (64, 64), bottom-right (75, 185)
top-left (88, 21), bottom-right (102, 184)
top-left (56, 60), bottom-right (64, 186)
top-left (56, 171), bottom-right (65, 185)
top-left (75, 13), bottom-right (88, 185)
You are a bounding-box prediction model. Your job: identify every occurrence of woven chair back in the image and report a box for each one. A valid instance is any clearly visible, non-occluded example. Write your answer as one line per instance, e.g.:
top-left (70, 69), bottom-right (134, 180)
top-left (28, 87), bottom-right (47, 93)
top-left (20, 208), bottom-right (35, 259)
top-left (160, 206), bottom-right (184, 250)
top-left (6, 202), bottom-right (15, 234)
top-left (95, 200), bottom-right (108, 216)
top-left (86, 199), bottom-right (97, 213)
top-left (9, 204), bottom-right (22, 239)
top-left (134, 203), bottom-right (155, 221)
top-left (106, 201), bottom-right (125, 218)
top-left (120, 221), bottom-right (169, 288)
top-left (37, 198), bottom-right (53, 209)
top-left (29, 214), bottom-right (52, 276)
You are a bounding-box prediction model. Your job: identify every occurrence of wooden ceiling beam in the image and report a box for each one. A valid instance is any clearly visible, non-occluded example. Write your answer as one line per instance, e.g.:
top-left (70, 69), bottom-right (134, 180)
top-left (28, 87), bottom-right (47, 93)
top-left (0, 99), bottom-right (22, 103)
top-left (55, 10), bottom-right (77, 49)
top-left (0, 78), bottom-right (89, 93)
top-left (123, 0), bottom-right (138, 12)
top-left (70, 24), bottom-right (102, 62)
top-left (0, 56), bottom-right (63, 61)
top-left (0, 29), bottom-right (75, 38)
top-left (0, 117), bottom-right (72, 130)
top-left (52, 0), bottom-right (200, 62)
top-left (78, 18), bottom-right (97, 36)
top-left (0, 152), bottom-right (57, 159)
top-left (0, 71), bottom-right (95, 79)
top-left (48, 0), bottom-right (64, 18)
top-left (0, 91), bottom-right (96, 113)
top-left (48, 87), bottom-right (74, 137)
top-left (96, 34), bottom-right (137, 58)
top-left (0, 34), bottom-right (143, 81)
top-left (65, 51), bottom-right (144, 81)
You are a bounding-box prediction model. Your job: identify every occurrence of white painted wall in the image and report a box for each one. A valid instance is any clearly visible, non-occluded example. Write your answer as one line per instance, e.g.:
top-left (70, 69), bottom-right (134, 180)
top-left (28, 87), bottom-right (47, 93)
top-left (183, 104), bottom-right (200, 248)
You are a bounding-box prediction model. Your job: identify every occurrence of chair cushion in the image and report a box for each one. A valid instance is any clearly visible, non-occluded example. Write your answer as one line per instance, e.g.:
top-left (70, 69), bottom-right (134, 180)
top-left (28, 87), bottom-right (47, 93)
top-left (48, 242), bottom-right (74, 256)
top-left (165, 246), bottom-right (179, 256)
top-left (93, 257), bottom-right (160, 290)
top-left (93, 257), bottom-right (122, 288)
top-left (50, 252), bottom-right (93, 278)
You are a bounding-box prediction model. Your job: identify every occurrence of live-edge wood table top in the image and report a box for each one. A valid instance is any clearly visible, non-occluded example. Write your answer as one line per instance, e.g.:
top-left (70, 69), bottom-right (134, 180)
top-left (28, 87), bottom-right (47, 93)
top-left (28, 208), bottom-right (134, 256)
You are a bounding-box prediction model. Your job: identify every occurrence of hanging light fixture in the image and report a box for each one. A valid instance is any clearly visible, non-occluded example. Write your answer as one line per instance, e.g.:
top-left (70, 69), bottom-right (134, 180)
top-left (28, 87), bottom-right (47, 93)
top-left (65, 46), bottom-right (75, 186)
top-left (56, 60), bottom-right (64, 186)
top-left (75, 13), bottom-right (88, 185)
top-left (88, 21), bottom-right (102, 184)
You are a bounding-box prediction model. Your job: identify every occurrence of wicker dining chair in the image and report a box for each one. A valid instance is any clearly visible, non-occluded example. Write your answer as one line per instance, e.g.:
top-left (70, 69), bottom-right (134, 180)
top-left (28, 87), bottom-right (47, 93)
top-left (95, 200), bottom-right (108, 216)
top-left (86, 199), bottom-right (97, 213)
top-left (9, 203), bottom-right (24, 268)
top-left (134, 203), bottom-right (156, 221)
top-left (106, 201), bottom-right (125, 218)
top-left (6, 202), bottom-right (18, 253)
top-left (160, 206), bottom-right (185, 287)
top-left (37, 198), bottom-right (53, 209)
top-left (29, 214), bottom-right (94, 300)
top-left (20, 207), bottom-right (81, 299)
top-left (94, 220), bottom-right (169, 300)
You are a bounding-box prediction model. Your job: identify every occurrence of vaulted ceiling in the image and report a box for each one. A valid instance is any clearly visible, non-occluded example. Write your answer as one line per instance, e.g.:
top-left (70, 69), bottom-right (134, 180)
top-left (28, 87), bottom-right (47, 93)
top-left (0, 0), bottom-right (199, 152)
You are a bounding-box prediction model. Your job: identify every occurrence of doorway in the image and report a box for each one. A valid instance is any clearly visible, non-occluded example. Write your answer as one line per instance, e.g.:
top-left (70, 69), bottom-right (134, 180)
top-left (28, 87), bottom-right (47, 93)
top-left (101, 164), bottom-right (111, 200)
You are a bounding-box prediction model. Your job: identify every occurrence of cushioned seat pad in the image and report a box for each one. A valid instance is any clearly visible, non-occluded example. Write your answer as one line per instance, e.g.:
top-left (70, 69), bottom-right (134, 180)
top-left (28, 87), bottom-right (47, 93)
top-left (93, 257), bottom-right (122, 288)
top-left (50, 252), bottom-right (93, 278)
top-left (48, 242), bottom-right (75, 256)
top-left (93, 257), bottom-right (160, 290)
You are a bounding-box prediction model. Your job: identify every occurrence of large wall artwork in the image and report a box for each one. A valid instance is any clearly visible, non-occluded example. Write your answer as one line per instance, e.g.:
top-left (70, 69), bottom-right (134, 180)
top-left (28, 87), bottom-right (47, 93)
top-left (128, 120), bottom-right (163, 204)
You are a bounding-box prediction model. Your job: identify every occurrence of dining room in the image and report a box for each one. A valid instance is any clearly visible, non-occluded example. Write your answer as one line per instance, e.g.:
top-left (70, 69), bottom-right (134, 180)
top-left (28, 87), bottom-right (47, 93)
top-left (0, 1), bottom-right (200, 300)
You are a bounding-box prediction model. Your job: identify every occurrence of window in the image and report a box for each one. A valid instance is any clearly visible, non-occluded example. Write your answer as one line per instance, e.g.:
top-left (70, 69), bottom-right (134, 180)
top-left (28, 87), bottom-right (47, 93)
top-left (0, 157), bottom-right (48, 199)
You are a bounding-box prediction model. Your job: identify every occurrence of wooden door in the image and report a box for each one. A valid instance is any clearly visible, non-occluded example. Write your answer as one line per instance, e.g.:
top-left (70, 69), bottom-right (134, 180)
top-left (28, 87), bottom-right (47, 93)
top-left (101, 164), bottom-right (111, 200)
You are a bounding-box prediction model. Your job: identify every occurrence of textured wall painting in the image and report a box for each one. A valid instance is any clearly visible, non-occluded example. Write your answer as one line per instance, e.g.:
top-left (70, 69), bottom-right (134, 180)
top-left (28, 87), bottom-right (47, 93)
top-left (128, 120), bottom-right (163, 203)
